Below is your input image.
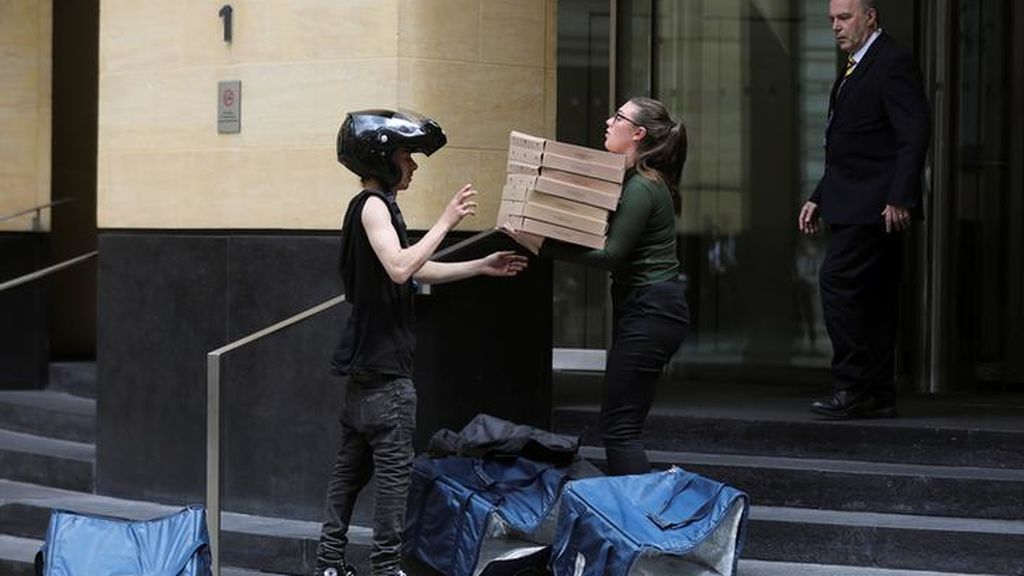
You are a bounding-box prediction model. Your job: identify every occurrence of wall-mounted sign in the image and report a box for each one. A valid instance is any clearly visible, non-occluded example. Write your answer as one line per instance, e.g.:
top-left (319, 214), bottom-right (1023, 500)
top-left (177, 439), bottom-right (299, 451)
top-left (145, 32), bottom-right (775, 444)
top-left (218, 80), bottom-right (241, 134)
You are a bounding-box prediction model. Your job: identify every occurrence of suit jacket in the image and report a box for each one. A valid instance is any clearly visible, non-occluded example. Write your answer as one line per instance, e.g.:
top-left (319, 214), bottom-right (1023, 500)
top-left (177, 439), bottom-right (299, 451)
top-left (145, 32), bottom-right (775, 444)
top-left (810, 32), bottom-right (930, 225)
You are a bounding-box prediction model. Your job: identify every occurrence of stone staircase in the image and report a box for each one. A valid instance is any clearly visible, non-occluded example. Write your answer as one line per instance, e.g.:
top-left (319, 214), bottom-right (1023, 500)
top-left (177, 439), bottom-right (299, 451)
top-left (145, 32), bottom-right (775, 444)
top-left (3, 364), bottom-right (1022, 575)
top-left (551, 375), bottom-right (1024, 576)
top-left (0, 362), bottom-right (325, 575)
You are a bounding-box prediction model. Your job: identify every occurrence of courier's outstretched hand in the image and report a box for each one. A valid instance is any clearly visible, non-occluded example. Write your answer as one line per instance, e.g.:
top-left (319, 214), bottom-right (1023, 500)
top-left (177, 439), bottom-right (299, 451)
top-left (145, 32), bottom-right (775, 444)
top-left (440, 184), bottom-right (478, 230)
top-left (478, 251), bottom-right (529, 277)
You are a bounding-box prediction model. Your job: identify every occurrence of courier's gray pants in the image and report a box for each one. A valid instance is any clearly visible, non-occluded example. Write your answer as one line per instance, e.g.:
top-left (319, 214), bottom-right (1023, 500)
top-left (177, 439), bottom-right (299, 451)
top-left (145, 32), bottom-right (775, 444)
top-left (316, 375), bottom-right (417, 576)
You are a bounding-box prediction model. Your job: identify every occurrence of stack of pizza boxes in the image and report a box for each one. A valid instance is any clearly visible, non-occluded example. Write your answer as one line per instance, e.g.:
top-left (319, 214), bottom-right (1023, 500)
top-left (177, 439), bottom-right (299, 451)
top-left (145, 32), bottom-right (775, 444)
top-left (496, 131), bottom-right (626, 249)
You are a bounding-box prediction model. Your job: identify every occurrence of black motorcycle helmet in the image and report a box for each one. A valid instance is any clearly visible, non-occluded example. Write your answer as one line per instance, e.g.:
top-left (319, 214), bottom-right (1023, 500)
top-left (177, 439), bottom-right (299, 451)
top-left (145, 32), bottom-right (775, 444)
top-left (337, 109), bottom-right (447, 190)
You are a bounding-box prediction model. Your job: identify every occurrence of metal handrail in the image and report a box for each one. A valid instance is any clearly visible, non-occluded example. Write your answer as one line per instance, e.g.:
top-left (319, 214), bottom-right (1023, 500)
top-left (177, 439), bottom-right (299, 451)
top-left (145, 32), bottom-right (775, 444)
top-left (205, 294), bottom-right (346, 576)
top-left (0, 198), bottom-right (73, 228)
top-left (202, 228), bottom-right (504, 575)
top-left (0, 251), bottom-right (98, 293)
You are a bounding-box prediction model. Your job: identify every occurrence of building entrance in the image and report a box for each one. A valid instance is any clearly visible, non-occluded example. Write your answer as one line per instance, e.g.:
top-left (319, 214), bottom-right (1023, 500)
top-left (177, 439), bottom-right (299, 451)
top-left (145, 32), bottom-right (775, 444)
top-left (554, 0), bottom-right (1024, 393)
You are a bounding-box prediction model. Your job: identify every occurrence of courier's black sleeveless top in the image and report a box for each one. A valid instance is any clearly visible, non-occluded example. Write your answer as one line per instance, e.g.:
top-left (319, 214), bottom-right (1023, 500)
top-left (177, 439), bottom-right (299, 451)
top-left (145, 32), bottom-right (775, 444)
top-left (331, 189), bottom-right (415, 378)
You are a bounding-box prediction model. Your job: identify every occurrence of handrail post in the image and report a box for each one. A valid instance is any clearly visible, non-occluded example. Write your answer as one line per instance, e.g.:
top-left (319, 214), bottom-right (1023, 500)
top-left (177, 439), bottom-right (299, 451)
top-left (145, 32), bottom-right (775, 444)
top-left (206, 352), bottom-right (222, 576)
top-left (0, 198), bottom-right (72, 225)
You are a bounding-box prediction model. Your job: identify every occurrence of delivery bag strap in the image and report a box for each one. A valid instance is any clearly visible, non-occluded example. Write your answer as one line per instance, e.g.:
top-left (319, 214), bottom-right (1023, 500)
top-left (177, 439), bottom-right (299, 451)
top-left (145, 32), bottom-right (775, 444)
top-left (646, 472), bottom-right (727, 531)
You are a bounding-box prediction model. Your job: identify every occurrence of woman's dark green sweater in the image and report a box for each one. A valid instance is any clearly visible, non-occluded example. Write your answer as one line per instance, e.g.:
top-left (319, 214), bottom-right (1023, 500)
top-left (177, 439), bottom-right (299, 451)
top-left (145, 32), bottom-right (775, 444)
top-left (540, 170), bottom-right (680, 287)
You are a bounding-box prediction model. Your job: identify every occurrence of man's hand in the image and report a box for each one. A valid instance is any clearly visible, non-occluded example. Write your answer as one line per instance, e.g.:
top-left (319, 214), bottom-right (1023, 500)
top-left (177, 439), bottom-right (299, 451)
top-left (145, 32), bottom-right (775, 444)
top-left (882, 204), bottom-right (911, 233)
top-left (439, 184), bottom-right (478, 230)
top-left (478, 251), bottom-right (529, 277)
top-left (499, 223), bottom-right (544, 255)
top-left (798, 201), bottom-right (821, 235)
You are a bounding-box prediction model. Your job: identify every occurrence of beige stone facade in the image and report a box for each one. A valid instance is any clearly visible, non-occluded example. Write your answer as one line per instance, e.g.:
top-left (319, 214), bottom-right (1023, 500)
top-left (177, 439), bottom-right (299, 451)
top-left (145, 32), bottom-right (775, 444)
top-left (0, 0), bottom-right (52, 232)
top-left (96, 0), bottom-right (557, 230)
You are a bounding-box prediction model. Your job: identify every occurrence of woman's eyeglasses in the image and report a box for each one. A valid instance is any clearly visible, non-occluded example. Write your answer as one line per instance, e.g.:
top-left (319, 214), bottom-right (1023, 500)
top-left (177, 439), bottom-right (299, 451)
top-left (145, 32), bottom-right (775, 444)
top-left (613, 111), bottom-right (641, 127)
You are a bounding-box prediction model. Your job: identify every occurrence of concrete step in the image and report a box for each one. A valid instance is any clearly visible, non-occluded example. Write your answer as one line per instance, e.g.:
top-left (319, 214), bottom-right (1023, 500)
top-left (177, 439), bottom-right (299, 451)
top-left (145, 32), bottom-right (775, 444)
top-left (0, 534), bottom-right (1002, 576)
top-left (0, 429), bottom-right (93, 492)
top-left (0, 535), bottom-right (38, 576)
top-left (553, 406), bottom-right (1024, 469)
top-left (737, 560), bottom-right (1003, 576)
top-left (746, 505), bottom-right (1024, 574)
top-left (570, 446), bottom-right (1024, 573)
top-left (0, 390), bottom-right (95, 443)
top-left (404, 557), bottom-right (1008, 576)
top-left (47, 362), bottom-right (96, 400)
top-left (578, 446), bottom-right (1024, 520)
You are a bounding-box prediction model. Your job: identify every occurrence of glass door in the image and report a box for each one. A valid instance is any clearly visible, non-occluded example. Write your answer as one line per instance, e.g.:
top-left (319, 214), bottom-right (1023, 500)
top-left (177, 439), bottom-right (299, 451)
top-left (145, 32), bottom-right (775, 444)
top-left (634, 0), bottom-right (836, 379)
top-left (943, 0), bottom-right (1024, 388)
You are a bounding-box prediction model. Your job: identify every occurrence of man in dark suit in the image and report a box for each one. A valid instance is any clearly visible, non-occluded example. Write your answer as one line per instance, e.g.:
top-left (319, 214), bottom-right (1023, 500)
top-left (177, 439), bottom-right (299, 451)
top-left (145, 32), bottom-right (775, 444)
top-left (798, 0), bottom-right (930, 418)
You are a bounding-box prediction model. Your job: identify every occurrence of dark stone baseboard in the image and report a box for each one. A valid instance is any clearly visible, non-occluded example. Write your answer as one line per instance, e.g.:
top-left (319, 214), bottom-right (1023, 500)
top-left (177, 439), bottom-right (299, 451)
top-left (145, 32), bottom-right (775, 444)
top-left (96, 230), bottom-right (551, 521)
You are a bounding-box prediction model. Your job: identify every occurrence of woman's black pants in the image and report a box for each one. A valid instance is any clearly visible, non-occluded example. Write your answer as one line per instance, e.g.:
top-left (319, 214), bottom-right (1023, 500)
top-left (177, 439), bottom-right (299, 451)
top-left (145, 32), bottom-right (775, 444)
top-left (601, 278), bottom-right (690, 475)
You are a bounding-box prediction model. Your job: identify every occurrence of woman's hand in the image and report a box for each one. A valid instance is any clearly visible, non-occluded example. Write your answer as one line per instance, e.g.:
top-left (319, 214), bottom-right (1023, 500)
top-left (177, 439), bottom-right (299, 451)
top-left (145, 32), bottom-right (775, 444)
top-left (499, 223), bottom-right (544, 255)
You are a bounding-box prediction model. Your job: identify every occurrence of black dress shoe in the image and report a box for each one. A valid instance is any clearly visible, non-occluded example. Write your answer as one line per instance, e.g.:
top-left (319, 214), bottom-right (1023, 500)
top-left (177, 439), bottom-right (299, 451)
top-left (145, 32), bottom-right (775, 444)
top-left (810, 390), bottom-right (895, 419)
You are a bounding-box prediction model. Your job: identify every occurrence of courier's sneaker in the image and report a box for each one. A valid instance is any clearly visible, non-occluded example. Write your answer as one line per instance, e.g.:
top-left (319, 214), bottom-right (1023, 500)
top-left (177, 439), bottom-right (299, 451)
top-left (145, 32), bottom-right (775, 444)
top-left (314, 562), bottom-right (357, 576)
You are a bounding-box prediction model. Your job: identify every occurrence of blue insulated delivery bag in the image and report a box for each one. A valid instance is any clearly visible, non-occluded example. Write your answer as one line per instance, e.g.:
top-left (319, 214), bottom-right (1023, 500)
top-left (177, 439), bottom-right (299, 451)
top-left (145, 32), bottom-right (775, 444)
top-left (36, 505), bottom-right (211, 576)
top-left (550, 467), bottom-right (749, 576)
top-left (404, 455), bottom-right (569, 576)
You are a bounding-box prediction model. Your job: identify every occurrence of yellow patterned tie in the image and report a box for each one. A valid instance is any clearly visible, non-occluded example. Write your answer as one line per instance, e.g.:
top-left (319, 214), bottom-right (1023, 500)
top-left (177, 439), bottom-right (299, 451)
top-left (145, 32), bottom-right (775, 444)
top-left (844, 55), bottom-right (856, 77)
